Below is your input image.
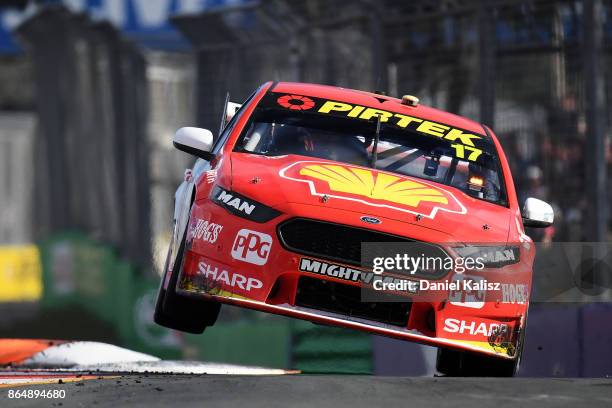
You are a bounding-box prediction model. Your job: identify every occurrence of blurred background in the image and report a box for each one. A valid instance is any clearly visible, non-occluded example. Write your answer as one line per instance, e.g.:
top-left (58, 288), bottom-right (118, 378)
top-left (0, 0), bottom-right (610, 376)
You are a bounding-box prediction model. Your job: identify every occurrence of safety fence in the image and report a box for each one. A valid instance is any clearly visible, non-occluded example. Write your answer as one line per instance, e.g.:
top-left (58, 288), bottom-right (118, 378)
top-left (16, 5), bottom-right (151, 267)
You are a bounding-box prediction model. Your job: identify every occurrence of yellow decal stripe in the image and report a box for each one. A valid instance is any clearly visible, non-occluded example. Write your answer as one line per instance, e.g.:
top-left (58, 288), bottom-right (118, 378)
top-left (310, 97), bottom-right (485, 160)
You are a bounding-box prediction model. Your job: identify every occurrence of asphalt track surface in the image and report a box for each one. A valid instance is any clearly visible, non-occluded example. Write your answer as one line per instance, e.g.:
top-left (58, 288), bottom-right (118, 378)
top-left (4, 375), bottom-right (612, 408)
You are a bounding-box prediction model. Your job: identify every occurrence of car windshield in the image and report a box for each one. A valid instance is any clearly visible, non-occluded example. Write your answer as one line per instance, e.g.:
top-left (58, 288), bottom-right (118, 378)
top-left (235, 92), bottom-right (507, 206)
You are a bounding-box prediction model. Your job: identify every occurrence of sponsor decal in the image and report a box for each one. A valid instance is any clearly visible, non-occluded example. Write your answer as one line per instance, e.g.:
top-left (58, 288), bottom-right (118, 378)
top-left (280, 161), bottom-right (466, 219)
top-left (299, 258), bottom-right (418, 293)
top-left (449, 275), bottom-right (486, 309)
top-left (215, 188), bottom-right (254, 214)
top-left (300, 258), bottom-right (363, 282)
top-left (274, 93), bottom-right (486, 162)
top-left (277, 94), bottom-right (315, 111)
top-left (454, 245), bottom-right (520, 268)
top-left (488, 324), bottom-right (516, 356)
top-left (232, 229), bottom-right (272, 266)
top-left (197, 260), bottom-right (263, 292)
top-left (210, 186), bottom-right (281, 223)
top-left (480, 247), bottom-right (520, 267)
top-left (443, 318), bottom-right (508, 338)
top-left (360, 215), bottom-right (381, 224)
top-left (501, 283), bottom-right (528, 304)
top-left (190, 218), bottom-right (223, 244)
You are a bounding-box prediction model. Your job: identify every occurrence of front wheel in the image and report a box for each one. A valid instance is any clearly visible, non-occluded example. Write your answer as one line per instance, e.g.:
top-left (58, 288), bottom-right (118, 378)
top-left (437, 312), bottom-right (528, 377)
top-left (435, 348), bottom-right (520, 377)
top-left (154, 226), bottom-right (221, 334)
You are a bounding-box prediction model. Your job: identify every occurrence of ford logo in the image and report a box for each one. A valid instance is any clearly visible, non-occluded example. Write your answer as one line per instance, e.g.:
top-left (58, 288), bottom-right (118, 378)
top-left (360, 216), bottom-right (381, 225)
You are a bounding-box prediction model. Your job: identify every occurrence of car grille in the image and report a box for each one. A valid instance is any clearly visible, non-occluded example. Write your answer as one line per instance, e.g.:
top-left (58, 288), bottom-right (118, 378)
top-left (278, 218), bottom-right (410, 264)
top-left (277, 218), bottom-right (448, 278)
top-left (295, 276), bottom-right (411, 327)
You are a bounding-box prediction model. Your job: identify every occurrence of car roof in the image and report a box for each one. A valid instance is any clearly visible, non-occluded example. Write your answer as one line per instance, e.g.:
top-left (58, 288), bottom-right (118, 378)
top-left (271, 82), bottom-right (487, 136)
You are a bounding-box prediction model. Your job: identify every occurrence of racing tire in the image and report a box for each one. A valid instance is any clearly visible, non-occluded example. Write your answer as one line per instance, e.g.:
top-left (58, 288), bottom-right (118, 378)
top-left (437, 309), bottom-right (528, 377)
top-left (435, 348), bottom-right (520, 377)
top-left (154, 227), bottom-right (221, 334)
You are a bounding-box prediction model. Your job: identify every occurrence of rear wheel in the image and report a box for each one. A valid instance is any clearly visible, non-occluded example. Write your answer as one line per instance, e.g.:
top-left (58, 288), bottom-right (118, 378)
top-left (154, 227), bottom-right (221, 334)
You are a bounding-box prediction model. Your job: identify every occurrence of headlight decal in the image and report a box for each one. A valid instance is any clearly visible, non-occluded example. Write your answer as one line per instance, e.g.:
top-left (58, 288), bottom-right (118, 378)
top-left (453, 245), bottom-right (520, 268)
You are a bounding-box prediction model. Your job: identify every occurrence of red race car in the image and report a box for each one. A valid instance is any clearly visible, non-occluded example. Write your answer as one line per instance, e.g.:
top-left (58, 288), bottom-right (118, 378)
top-left (154, 82), bottom-right (554, 376)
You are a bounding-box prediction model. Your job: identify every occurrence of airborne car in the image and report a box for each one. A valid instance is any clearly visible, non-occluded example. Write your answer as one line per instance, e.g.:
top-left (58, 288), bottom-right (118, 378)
top-left (154, 82), bottom-right (554, 376)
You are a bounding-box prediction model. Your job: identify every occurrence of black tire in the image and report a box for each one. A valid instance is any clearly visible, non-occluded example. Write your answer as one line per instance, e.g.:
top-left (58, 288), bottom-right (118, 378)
top-left (436, 347), bottom-right (519, 377)
top-left (154, 227), bottom-right (221, 334)
top-left (437, 308), bottom-right (528, 377)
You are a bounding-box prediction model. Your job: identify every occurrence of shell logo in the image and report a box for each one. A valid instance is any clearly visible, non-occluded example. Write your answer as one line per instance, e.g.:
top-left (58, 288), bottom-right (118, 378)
top-left (279, 161), bottom-right (466, 219)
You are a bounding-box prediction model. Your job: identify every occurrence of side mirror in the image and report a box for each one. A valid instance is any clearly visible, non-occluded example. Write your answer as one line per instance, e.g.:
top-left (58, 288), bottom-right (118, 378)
top-left (173, 127), bottom-right (215, 160)
top-left (522, 197), bottom-right (554, 228)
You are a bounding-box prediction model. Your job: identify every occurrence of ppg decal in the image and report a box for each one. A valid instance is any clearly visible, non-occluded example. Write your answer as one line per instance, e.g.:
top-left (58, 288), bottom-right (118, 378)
top-left (231, 229), bottom-right (273, 266)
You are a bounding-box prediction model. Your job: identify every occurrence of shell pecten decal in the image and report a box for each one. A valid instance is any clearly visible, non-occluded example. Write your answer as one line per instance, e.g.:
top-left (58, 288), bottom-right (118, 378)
top-left (279, 161), bottom-right (466, 219)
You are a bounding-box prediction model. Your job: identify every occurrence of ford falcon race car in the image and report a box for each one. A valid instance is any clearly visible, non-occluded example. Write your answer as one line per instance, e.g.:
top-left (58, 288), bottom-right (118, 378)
top-left (154, 82), bottom-right (554, 376)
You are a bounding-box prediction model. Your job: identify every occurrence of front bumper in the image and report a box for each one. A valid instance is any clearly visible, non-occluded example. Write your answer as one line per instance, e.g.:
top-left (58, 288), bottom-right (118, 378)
top-left (178, 200), bottom-right (531, 359)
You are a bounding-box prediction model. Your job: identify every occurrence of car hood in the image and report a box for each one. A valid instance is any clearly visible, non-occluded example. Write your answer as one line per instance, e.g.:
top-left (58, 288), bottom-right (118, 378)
top-left (230, 153), bottom-right (511, 244)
